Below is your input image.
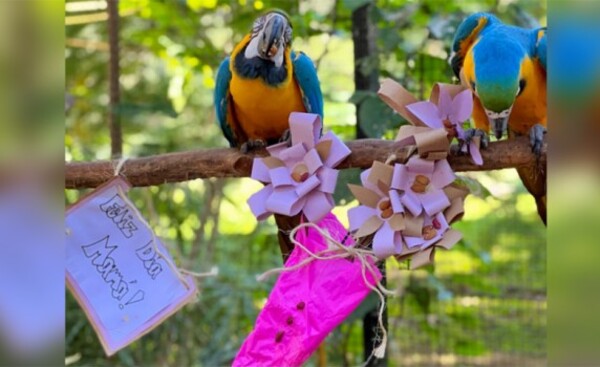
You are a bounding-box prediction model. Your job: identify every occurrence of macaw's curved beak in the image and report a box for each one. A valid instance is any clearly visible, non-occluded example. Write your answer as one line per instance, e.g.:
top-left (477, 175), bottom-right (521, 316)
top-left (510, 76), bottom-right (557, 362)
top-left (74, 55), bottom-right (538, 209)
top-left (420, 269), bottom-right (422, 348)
top-left (490, 116), bottom-right (508, 139)
top-left (258, 15), bottom-right (284, 60)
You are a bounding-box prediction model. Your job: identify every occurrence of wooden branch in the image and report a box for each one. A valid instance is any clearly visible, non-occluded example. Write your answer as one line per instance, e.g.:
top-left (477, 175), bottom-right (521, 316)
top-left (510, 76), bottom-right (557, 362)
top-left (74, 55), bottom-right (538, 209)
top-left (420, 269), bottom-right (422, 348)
top-left (65, 136), bottom-right (545, 189)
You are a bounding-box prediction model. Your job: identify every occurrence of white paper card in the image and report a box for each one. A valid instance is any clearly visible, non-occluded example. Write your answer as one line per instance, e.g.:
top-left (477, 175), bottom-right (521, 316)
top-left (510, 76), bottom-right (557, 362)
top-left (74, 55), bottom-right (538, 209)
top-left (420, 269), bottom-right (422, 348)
top-left (66, 177), bottom-right (196, 355)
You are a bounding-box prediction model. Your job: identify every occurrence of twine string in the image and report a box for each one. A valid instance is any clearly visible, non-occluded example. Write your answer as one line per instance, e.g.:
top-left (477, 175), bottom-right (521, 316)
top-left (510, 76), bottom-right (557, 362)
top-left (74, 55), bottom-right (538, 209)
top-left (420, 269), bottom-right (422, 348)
top-left (113, 157), bottom-right (216, 289)
top-left (113, 156), bottom-right (128, 177)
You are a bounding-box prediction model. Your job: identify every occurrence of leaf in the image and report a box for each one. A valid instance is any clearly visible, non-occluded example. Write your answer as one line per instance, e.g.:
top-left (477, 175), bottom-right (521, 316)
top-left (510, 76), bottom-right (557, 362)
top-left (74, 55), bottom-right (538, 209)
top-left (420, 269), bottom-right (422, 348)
top-left (342, 0), bottom-right (372, 12)
top-left (455, 339), bottom-right (488, 356)
top-left (379, 28), bottom-right (403, 52)
top-left (345, 291), bottom-right (380, 323)
top-left (427, 274), bottom-right (453, 302)
top-left (334, 168), bottom-right (361, 205)
top-left (454, 175), bottom-right (492, 199)
top-left (114, 102), bottom-right (178, 118)
top-left (348, 90), bottom-right (372, 105)
top-left (428, 14), bottom-right (453, 40)
top-left (186, 0), bottom-right (217, 11)
top-left (460, 238), bottom-right (492, 265)
top-left (356, 93), bottom-right (403, 139)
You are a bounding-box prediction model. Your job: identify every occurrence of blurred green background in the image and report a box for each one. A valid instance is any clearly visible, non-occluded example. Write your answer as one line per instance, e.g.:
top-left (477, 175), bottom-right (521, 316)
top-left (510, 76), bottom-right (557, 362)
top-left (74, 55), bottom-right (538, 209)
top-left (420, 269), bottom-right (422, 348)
top-left (65, 0), bottom-right (546, 366)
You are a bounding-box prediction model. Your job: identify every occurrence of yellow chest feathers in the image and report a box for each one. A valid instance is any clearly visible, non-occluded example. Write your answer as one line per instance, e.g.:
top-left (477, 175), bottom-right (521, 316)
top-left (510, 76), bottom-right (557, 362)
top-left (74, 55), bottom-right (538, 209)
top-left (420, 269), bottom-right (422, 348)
top-left (509, 56), bottom-right (547, 134)
top-left (229, 73), bottom-right (305, 140)
top-left (228, 42), bottom-right (306, 141)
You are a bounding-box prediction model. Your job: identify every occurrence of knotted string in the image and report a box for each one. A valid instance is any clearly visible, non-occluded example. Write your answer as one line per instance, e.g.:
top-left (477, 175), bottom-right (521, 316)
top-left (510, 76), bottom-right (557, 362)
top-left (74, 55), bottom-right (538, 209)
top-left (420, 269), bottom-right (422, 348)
top-left (113, 157), bottom-right (217, 289)
top-left (256, 221), bottom-right (397, 361)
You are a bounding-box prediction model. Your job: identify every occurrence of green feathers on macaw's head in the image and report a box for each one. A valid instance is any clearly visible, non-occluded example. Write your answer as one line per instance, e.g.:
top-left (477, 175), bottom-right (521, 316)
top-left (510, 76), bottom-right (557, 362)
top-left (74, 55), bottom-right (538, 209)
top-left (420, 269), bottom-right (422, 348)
top-left (244, 10), bottom-right (293, 69)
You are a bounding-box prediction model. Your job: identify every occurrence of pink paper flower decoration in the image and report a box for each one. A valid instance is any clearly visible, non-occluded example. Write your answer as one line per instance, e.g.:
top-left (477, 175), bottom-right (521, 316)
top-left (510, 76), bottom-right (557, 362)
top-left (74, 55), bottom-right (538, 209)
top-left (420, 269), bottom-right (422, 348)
top-left (248, 112), bottom-right (351, 223)
top-left (406, 86), bottom-right (483, 165)
top-left (390, 157), bottom-right (455, 217)
top-left (347, 157), bottom-right (455, 259)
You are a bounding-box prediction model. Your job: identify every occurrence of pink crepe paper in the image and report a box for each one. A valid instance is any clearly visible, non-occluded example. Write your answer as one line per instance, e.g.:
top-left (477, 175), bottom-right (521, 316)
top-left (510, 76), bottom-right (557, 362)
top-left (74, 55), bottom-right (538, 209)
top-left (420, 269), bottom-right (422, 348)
top-left (248, 112), bottom-right (351, 223)
top-left (233, 213), bottom-right (382, 367)
top-left (406, 86), bottom-right (483, 165)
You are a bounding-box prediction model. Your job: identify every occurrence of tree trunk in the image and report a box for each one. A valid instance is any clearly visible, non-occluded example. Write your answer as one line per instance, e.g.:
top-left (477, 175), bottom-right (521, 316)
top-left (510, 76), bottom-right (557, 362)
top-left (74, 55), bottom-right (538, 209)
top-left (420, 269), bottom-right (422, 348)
top-left (107, 0), bottom-right (122, 159)
top-left (352, 2), bottom-right (379, 140)
top-left (352, 3), bottom-right (388, 365)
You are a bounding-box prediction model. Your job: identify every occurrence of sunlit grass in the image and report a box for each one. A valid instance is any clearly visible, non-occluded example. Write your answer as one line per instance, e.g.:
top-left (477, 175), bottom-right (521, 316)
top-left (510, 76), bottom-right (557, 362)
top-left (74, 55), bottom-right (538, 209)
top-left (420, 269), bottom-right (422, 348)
top-left (463, 195), bottom-right (502, 222)
top-left (436, 250), bottom-right (481, 275)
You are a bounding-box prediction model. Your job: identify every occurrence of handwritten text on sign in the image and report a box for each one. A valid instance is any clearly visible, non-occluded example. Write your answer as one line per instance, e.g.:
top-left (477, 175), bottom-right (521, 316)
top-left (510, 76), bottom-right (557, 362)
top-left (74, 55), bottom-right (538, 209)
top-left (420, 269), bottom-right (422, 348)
top-left (66, 177), bottom-right (196, 356)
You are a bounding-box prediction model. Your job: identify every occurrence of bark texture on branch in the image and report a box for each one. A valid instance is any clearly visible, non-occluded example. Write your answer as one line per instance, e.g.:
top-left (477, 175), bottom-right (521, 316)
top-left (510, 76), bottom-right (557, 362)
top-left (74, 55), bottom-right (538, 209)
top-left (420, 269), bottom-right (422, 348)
top-left (65, 136), bottom-right (546, 189)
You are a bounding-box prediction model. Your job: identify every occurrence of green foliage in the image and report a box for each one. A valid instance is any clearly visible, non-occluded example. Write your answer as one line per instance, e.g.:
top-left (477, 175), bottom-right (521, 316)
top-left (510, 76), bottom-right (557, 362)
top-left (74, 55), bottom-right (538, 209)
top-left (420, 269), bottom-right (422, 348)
top-left (66, 0), bottom-right (546, 365)
top-left (456, 175), bottom-right (493, 199)
top-left (350, 90), bottom-right (404, 139)
top-left (342, 0), bottom-right (372, 12)
top-left (334, 168), bottom-right (361, 205)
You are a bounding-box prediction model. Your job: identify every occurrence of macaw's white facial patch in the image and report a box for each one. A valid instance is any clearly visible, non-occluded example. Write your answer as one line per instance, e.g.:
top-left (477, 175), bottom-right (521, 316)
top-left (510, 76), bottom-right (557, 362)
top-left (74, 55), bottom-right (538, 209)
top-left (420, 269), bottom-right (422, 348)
top-left (244, 36), bottom-right (260, 59)
top-left (448, 51), bottom-right (456, 66)
top-left (484, 107), bottom-right (512, 119)
top-left (273, 45), bottom-right (284, 68)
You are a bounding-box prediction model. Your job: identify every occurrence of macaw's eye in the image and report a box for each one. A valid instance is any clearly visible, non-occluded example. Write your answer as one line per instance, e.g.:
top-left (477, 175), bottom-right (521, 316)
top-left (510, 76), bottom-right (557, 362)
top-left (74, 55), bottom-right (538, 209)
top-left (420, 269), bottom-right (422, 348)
top-left (517, 79), bottom-right (526, 96)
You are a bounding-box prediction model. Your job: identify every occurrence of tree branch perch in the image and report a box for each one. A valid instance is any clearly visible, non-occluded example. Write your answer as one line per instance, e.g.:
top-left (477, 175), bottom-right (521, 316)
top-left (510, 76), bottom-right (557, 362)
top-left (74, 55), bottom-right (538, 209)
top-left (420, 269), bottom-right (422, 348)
top-left (65, 136), bottom-right (545, 189)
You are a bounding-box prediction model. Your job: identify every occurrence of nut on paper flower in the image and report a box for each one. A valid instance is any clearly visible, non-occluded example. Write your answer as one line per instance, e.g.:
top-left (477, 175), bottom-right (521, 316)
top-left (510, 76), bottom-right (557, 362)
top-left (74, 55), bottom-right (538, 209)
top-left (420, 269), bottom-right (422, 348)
top-left (422, 225), bottom-right (437, 240)
top-left (291, 163), bottom-right (309, 182)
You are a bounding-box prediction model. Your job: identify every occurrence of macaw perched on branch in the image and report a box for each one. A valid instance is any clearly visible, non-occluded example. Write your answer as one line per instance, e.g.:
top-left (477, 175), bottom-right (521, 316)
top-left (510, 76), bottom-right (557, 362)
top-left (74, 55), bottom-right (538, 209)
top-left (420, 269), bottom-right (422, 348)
top-left (214, 10), bottom-right (323, 153)
top-left (214, 11), bottom-right (324, 258)
top-left (450, 12), bottom-right (547, 224)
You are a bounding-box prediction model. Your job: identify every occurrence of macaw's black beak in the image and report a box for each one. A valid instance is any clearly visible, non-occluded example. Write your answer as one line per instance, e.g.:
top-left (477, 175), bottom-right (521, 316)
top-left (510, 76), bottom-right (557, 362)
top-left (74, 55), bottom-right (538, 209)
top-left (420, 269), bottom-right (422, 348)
top-left (490, 116), bottom-right (508, 139)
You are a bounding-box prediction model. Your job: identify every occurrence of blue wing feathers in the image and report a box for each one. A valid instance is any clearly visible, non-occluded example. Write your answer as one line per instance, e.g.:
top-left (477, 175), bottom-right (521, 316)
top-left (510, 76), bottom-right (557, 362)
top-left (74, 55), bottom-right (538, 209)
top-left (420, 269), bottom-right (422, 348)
top-left (535, 28), bottom-right (547, 71)
top-left (292, 51), bottom-right (324, 118)
top-left (214, 57), bottom-right (236, 147)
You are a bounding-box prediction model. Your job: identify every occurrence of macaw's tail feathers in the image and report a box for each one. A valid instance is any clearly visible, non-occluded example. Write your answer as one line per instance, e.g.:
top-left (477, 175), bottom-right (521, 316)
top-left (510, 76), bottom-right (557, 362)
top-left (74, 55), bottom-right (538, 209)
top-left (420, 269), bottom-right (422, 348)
top-left (517, 164), bottom-right (546, 225)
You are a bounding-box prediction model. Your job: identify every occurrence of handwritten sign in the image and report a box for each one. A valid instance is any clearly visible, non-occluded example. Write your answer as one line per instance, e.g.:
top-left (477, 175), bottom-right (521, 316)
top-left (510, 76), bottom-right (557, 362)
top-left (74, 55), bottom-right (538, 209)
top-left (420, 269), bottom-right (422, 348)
top-left (66, 177), bottom-right (196, 356)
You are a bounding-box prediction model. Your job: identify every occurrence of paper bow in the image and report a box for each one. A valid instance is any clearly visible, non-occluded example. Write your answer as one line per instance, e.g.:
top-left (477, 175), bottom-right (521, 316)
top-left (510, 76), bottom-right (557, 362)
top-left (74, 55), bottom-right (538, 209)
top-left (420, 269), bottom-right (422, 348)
top-left (378, 78), bottom-right (483, 166)
top-left (248, 112), bottom-right (351, 223)
top-left (347, 155), bottom-right (456, 260)
top-left (348, 161), bottom-right (468, 268)
top-left (345, 79), bottom-right (472, 269)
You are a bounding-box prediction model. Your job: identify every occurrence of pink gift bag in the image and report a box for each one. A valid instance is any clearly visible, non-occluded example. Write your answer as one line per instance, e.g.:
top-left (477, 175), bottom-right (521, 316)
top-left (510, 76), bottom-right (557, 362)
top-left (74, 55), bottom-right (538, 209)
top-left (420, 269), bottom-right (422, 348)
top-left (233, 213), bottom-right (382, 367)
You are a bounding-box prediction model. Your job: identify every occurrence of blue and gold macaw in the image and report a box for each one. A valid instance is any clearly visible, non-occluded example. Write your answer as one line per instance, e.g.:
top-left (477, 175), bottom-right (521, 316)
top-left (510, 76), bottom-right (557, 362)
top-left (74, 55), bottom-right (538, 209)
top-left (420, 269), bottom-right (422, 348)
top-left (213, 11), bottom-right (323, 259)
top-left (214, 10), bottom-right (323, 153)
top-left (450, 12), bottom-right (547, 223)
